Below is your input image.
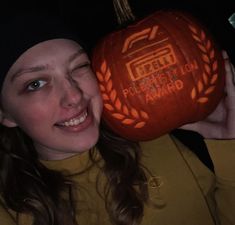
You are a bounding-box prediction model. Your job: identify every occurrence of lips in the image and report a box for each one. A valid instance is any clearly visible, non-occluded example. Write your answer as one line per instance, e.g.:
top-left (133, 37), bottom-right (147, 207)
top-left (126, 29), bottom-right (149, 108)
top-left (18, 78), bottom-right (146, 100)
top-left (56, 110), bottom-right (88, 127)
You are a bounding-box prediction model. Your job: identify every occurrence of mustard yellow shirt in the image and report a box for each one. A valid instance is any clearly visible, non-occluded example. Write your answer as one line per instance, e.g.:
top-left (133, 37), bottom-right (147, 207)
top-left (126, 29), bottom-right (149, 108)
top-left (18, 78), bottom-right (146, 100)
top-left (1, 134), bottom-right (235, 225)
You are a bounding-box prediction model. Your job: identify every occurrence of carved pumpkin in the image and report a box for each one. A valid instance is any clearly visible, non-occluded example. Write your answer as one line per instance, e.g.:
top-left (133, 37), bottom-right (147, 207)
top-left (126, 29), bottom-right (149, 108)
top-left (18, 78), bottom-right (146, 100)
top-left (92, 10), bottom-right (225, 141)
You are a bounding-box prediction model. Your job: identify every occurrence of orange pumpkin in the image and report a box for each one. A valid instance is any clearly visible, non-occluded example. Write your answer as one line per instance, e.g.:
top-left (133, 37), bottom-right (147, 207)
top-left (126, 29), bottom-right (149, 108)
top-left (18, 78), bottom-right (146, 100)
top-left (92, 10), bottom-right (225, 141)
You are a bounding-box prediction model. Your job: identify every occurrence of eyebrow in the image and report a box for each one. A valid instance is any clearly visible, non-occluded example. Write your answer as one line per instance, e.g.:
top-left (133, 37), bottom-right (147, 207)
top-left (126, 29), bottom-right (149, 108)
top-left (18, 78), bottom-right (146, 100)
top-left (68, 48), bottom-right (86, 63)
top-left (10, 48), bottom-right (86, 82)
top-left (10, 65), bottom-right (50, 82)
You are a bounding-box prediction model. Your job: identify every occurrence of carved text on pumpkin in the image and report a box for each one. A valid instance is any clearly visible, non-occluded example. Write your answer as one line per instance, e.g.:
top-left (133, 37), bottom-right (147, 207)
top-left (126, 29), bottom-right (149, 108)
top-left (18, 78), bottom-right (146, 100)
top-left (126, 45), bottom-right (176, 81)
top-left (122, 60), bottom-right (199, 104)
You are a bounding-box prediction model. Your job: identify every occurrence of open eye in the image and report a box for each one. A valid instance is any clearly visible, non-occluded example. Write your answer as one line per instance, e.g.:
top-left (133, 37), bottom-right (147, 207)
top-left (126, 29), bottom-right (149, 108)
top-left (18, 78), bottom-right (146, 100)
top-left (27, 80), bottom-right (47, 91)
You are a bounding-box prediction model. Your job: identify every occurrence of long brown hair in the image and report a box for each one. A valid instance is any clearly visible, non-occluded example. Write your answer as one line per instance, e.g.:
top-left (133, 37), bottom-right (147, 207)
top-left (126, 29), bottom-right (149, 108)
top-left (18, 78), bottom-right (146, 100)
top-left (0, 125), bottom-right (75, 225)
top-left (0, 123), bottom-right (148, 225)
top-left (97, 124), bottom-right (148, 225)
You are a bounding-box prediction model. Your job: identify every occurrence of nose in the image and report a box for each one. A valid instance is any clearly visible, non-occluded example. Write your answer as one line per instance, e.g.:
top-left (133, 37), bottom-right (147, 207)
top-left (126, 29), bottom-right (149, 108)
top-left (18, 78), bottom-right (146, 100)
top-left (60, 78), bottom-right (82, 108)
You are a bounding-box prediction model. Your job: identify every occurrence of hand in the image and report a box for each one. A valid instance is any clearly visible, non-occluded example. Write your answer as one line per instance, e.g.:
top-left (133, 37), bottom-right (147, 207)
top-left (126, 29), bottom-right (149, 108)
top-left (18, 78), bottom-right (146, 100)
top-left (180, 51), bottom-right (235, 139)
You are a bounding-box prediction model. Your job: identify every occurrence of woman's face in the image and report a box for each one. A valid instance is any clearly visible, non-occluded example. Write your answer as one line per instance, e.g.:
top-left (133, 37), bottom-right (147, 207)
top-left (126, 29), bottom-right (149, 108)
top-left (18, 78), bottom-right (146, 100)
top-left (0, 39), bottom-right (103, 160)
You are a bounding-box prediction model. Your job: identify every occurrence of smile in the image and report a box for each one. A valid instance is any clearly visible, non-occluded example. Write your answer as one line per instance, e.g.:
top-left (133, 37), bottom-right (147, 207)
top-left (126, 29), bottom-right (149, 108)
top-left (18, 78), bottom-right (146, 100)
top-left (59, 111), bottom-right (88, 127)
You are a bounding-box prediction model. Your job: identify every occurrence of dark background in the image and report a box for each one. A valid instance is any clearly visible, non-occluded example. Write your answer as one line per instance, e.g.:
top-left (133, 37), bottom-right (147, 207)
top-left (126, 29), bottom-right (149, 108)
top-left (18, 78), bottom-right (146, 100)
top-left (60, 0), bottom-right (235, 61)
top-left (1, 0), bottom-right (235, 62)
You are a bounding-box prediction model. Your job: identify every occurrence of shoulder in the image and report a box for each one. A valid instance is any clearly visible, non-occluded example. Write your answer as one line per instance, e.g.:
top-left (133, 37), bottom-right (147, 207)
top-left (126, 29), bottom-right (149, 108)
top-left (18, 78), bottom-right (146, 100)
top-left (139, 134), bottom-right (184, 169)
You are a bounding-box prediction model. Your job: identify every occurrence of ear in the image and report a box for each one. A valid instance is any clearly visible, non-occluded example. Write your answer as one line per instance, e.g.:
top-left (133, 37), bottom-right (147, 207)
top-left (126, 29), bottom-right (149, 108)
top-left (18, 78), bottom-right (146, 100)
top-left (0, 110), bottom-right (18, 128)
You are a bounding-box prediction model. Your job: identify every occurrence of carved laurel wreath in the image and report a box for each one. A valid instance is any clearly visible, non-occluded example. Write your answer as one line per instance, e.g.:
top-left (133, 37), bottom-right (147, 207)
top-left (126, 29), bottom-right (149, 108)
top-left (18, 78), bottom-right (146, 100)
top-left (188, 25), bottom-right (218, 103)
top-left (96, 62), bottom-right (149, 128)
top-left (96, 25), bottom-right (219, 128)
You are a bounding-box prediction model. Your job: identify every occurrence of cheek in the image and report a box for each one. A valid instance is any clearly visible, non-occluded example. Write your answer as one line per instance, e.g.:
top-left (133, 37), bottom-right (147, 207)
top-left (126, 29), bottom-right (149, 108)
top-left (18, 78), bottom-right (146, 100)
top-left (81, 76), bottom-right (102, 97)
top-left (85, 79), bottom-right (103, 120)
top-left (16, 106), bottom-right (51, 128)
top-left (4, 96), bottom-right (55, 129)
top-left (90, 80), bottom-right (103, 108)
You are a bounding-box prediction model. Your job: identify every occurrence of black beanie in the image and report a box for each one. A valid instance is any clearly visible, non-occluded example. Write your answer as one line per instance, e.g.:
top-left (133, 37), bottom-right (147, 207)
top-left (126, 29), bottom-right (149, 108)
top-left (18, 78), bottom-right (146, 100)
top-left (0, 10), bottom-right (81, 87)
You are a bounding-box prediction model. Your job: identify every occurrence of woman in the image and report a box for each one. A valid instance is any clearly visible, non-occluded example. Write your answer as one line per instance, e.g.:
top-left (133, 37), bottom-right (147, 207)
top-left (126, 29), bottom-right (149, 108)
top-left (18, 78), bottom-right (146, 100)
top-left (0, 10), bottom-right (235, 225)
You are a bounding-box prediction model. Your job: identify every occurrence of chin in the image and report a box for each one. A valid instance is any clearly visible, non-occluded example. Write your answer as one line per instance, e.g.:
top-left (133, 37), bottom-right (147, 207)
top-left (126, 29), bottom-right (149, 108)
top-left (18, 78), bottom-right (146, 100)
top-left (74, 128), bottom-right (100, 152)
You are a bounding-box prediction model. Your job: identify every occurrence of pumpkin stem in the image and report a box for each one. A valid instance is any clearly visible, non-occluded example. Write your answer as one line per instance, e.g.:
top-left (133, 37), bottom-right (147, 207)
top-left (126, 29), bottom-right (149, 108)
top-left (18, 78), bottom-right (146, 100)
top-left (113, 0), bottom-right (136, 25)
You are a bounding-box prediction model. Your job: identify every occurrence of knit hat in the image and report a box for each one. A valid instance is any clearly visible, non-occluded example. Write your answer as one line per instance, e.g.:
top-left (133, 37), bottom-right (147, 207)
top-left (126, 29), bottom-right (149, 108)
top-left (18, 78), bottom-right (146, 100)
top-left (0, 10), bottom-right (81, 88)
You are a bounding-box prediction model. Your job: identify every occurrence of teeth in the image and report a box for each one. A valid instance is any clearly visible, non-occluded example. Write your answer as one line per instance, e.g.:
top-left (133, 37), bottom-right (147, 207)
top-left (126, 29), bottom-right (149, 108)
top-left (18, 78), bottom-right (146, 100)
top-left (61, 111), bottom-right (87, 127)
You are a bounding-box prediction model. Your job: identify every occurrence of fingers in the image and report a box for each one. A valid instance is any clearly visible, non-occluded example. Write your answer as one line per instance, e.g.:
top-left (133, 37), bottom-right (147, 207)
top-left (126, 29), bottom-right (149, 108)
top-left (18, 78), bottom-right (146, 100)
top-left (223, 54), bottom-right (235, 97)
top-left (222, 50), bottom-right (229, 60)
top-left (180, 121), bottom-right (223, 138)
top-left (231, 63), bottom-right (235, 85)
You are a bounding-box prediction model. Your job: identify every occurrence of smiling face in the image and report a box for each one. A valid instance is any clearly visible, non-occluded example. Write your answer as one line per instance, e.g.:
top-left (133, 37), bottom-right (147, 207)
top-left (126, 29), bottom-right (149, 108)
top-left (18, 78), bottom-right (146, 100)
top-left (0, 39), bottom-right (103, 160)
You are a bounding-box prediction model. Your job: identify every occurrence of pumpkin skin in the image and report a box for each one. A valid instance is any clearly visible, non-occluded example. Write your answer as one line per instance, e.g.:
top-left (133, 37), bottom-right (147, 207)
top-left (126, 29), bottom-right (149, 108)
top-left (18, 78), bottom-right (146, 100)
top-left (92, 10), bottom-right (225, 141)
